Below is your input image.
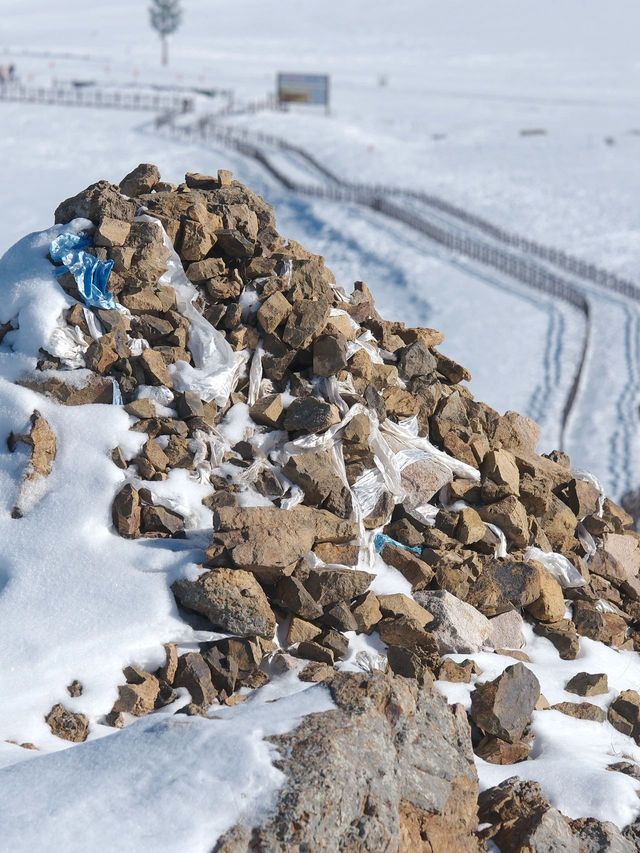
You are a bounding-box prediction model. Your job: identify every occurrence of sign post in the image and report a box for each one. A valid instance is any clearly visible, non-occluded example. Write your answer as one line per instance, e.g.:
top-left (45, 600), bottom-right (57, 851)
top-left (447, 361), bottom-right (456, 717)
top-left (277, 73), bottom-right (330, 114)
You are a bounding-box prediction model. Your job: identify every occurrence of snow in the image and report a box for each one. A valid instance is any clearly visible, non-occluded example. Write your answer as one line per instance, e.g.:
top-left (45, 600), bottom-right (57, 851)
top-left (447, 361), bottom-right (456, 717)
top-left (437, 623), bottom-right (640, 829)
top-left (1, 0), bottom-right (640, 843)
top-left (0, 672), bottom-right (334, 853)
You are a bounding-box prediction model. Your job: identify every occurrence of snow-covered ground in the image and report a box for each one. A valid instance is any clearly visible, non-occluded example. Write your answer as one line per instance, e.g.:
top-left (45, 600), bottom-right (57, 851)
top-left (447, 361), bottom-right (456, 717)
top-left (2, 2), bottom-right (640, 848)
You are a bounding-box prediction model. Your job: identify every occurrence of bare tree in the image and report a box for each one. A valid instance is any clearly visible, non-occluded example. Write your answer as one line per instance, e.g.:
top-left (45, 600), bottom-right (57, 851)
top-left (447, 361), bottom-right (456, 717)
top-left (149, 0), bottom-right (182, 67)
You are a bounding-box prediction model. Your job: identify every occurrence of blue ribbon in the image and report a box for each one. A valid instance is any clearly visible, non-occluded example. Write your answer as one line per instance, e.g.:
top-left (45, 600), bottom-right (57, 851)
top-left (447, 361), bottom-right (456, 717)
top-left (374, 532), bottom-right (423, 555)
top-left (50, 232), bottom-right (117, 311)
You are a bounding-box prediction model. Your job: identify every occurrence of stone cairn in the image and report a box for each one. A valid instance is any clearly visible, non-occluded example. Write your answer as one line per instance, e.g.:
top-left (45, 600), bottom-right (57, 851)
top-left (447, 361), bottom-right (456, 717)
top-left (13, 163), bottom-right (640, 849)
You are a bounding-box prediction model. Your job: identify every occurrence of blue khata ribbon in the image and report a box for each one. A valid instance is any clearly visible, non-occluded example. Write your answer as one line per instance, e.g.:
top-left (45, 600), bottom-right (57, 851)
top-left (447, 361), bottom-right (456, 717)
top-left (50, 231), bottom-right (116, 310)
top-left (373, 532), bottom-right (422, 555)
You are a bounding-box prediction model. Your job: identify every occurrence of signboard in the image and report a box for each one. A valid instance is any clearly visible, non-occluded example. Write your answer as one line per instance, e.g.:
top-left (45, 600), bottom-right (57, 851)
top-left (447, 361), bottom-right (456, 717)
top-left (277, 73), bottom-right (330, 110)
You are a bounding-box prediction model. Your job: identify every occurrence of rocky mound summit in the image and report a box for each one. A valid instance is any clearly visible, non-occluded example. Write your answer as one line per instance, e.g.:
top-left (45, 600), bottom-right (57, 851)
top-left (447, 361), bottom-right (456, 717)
top-left (4, 164), bottom-right (640, 850)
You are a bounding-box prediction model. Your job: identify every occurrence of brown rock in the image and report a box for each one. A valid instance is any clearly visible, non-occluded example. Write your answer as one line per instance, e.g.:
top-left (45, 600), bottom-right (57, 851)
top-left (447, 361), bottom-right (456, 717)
top-left (45, 704), bottom-right (89, 743)
top-left (294, 640), bottom-right (335, 665)
top-left (549, 702), bottom-right (606, 722)
top-left (9, 410), bottom-right (56, 480)
top-left (113, 667), bottom-right (161, 716)
top-left (608, 691), bottom-right (640, 741)
top-left (140, 348), bottom-right (173, 387)
top-left (112, 484), bottom-right (141, 538)
top-left (250, 394), bottom-right (284, 429)
top-left (283, 450), bottom-right (352, 518)
top-left (590, 533), bottom-right (640, 584)
top-left (282, 299), bottom-right (330, 349)
top-left (351, 591), bottom-right (383, 633)
top-left (533, 619), bottom-right (580, 659)
top-left (286, 617), bottom-right (321, 646)
top-left (380, 544), bottom-right (434, 590)
top-left (94, 216), bottom-right (131, 247)
top-left (174, 652), bottom-right (217, 707)
top-left (470, 663), bottom-right (540, 743)
top-left (304, 567), bottom-right (374, 607)
top-left (314, 542), bottom-right (360, 566)
top-left (313, 334), bottom-right (348, 377)
top-left (478, 496), bottom-right (529, 548)
top-left (481, 449), bottom-right (520, 497)
top-left (475, 736), bottom-right (531, 765)
top-left (455, 507), bottom-right (486, 545)
top-left (525, 563), bottom-right (566, 623)
top-left (140, 504), bottom-right (184, 537)
top-left (159, 643), bottom-right (179, 685)
top-left (17, 374), bottom-right (114, 405)
top-left (55, 179), bottom-right (137, 225)
top-left (66, 680), bottom-right (83, 698)
top-left (565, 672), bottom-right (608, 697)
top-left (283, 397), bottom-right (340, 433)
top-left (173, 569), bottom-right (276, 638)
top-left (257, 291), bottom-right (292, 334)
top-left (274, 576), bottom-right (323, 620)
top-left (572, 599), bottom-right (627, 646)
top-left (438, 659), bottom-right (478, 684)
top-left (209, 505), bottom-right (357, 583)
top-left (377, 593), bottom-right (433, 627)
top-left (119, 163), bottom-right (160, 196)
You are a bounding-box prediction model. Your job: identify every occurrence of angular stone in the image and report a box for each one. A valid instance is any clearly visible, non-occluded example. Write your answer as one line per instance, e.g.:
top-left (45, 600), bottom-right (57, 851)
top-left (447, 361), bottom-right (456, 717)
top-left (173, 569), bottom-right (277, 638)
top-left (274, 576), bottom-right (323, 620)
top-left (9, 410), bottom-right (57, 481)
top-left (481, 449), bottom-right (520, 497)
top-left (18, 374), bottom-right (114, 406)
top-left (304, 567), bottom-right (375, 608)
top-left (209, 505), bottom-right (357, 583)
top-left (112, 484), bottom-right (141, 538)
top-left (294, 640), bottom-right (335, 665)
top-left (216, 229), bottom-right (254, 260)
top-left (351, 591), bottom-right (383, 633)
top-left (284, 397), bottom-right (340, 433)
top-left (55, 180), bottom-right (137, 225)
top-left (475, 736), bottom-right (531, 765)
top-left (45, 704), bottom-right (89, 743)
top-left (590, 533), bottom-right (640, 585)
top-left (159, 643), bottom-right (179, 685)
top-left (250, 394), bottom-right (284, 428)
top-left (486, 610), bottom-right (526, 650)
top-left (257, 291), bottom-right (292, 334)
top-left (470, 663), bottom-right (540, 743)
top-left (94, 216), bottom-right (131, 248)
top-left (218, 671), bottom-right (478, 852)
top-left (438, 659), bottom-right (478, 684)
top-left (286, 616), bottom-right (321, 646)
top-left (414, 590), bottom-right (491, 654)
top-left (377, 593), bottom-right (433, 627)
top-left (179, 219), bottom-right (216, 262)
top-left (380, 544), bottom-right (433, 590)
top-left (113, 668), bottom-right (161, 716)
top-left (572, 599), bottom-right (627, 647)
top-left (608, 690), bottom-right (640, 741)
top-left (140, 504), bottom-right (184, 537)
top-left (313, 334), bottom-right (348, 377)
top-left (455, 507), bottom-right (486, 545)
top-left (314, 542), bottom-right (360, 566)
top-left (550, 702), bottom-right (606, 722)
top-left (478, 495), bottom-right (529, 548)
top-left (282, 299), bottom-right (330, 349)
top-left (533, 619), bottom-right (580, 660)
top-left (283, 450), bottom-right (352, 518)
top-left (119, 163), bottom-right (160, 196)
top-left (571, 818), bottom-right (635, 853)
top-left (320, 601), bottom-right (358, 632)
top-left (525, 563), bottom-right (566, 624)
top-left (140, 348), bottom-right (173, 387)
top-left (479, 778), bottom-right (579, 852)
top-left (565, 672), bottom-right (608, 697)
top-left (174, 652), bottom-right (217, 707)
top-left (398, 341), bottom-right (437, 379)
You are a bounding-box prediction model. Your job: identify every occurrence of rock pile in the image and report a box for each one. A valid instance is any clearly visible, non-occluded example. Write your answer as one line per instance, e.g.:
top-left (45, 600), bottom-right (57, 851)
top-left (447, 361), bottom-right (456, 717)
top-left (14, 164), bottom-right (640, 847)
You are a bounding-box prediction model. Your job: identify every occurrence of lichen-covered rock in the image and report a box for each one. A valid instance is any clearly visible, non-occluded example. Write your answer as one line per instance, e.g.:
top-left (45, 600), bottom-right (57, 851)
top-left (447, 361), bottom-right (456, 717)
top-left (215, 671), bottom-right (480, 852)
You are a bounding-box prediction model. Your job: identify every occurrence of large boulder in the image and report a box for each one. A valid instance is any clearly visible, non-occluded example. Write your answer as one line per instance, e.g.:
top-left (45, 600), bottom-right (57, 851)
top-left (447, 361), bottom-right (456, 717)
top-left (215, 671), bottom-right (480, 851)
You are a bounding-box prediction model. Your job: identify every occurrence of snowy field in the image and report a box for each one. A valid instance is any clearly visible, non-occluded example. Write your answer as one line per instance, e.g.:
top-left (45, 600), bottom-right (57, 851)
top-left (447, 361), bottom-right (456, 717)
top-left (1, 0), bottom-right (640, 497)
top-left (2, 2), bottom-right (640, 849)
